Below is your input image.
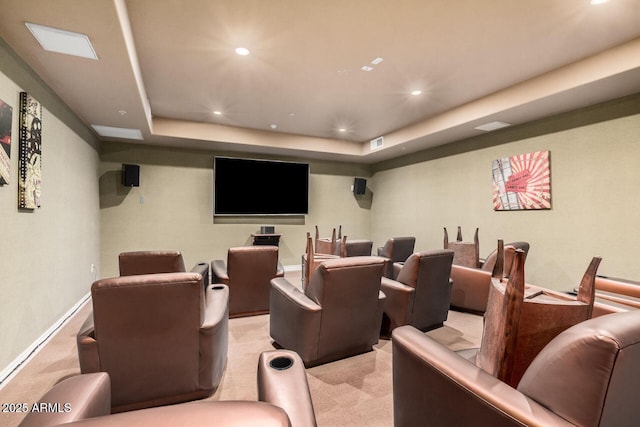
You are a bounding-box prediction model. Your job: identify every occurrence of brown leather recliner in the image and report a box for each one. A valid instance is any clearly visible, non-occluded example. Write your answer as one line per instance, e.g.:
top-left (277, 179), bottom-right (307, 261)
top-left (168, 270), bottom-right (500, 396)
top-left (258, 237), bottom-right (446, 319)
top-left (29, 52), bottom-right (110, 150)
top-left (118, 250), bottom-right (210, 287)
top-left (76, 273), bottom-right (229, 413)
top-left (376, 236), bottom-right (416, 278)
top-left (392, 309), bottom-right (640, 427)
top-left (270, 256), bottom-right (386, 367)
top-left (380, 249), bottom-right (454, 335)
top-left (343, 238), bottom-right (374, 257)
top-left (211, 246), bottom-right (283, 318)
top-left (20, 349), bottom-right (316, 427)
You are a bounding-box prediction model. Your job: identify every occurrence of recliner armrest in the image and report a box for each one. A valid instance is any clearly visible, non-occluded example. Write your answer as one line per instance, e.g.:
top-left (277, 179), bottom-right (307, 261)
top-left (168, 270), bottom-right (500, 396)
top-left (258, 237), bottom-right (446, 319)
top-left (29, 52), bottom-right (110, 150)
top-left (391, 261), bottom-right (404, 279)
top-left (258, 350), bottom-right (317, 427)
top-left (199, 284), bottom-right (229, 391)
top-left (379, 276), bottom-right (415, 335)
top-left (19, 373), bottom-right (111, 427)
top-left (269, 278), bottom-right (322, 364)
top-left (449, 264), bottom-right (492, 313)
top-left (202, 284), bottom-right (229, 329)
top-left (190, 262), bottom-right (210, 288)
top-left (271, 278), bottom-right (322, 311)
top-left (276, 261), bottom-right (285, 277)
top-left (392, 326), bottom-right (573, 427)
top-left (210, 259), bottom-right (229, 284)
top-left (77, 314), bottom-right (100, 374)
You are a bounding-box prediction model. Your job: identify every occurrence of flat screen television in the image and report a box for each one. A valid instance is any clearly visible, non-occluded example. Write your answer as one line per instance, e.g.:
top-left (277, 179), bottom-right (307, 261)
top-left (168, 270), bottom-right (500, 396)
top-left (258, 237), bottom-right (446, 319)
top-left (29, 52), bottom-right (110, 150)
top-left (214, 156), bottom-right (309, 215)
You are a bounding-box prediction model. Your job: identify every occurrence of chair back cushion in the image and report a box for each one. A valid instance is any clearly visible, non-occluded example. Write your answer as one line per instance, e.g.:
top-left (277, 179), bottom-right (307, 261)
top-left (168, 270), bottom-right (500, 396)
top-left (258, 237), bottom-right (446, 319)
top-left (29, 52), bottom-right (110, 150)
top-left (227, 246), bottom-right (279, 315)
top-left (518, 310), bottom-right (640, 427)
top-left (305, 256), bottom-right (385, 362)
top-left (91, 272), bottom-right (203, 408)
top-left (392, 237), bottom-right (416, 263)
top-left (395, 250), bottom-right (454, 331)
top-left (345, 240), bottom-right (373, 257)
top-left (411, 250), bottom-right (454, 328)
top-left (118, 250), bottom-right (186, 276)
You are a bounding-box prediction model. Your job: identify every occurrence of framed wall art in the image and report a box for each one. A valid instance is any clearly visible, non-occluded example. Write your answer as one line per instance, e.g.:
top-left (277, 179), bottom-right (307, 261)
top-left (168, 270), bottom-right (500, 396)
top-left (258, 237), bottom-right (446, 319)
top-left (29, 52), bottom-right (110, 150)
top-left (18, 92), bottom-right (42, 209)
top-left (492, 150), bottom-right (551, 211)
top-left (0, 98), bottom-right (12, 185)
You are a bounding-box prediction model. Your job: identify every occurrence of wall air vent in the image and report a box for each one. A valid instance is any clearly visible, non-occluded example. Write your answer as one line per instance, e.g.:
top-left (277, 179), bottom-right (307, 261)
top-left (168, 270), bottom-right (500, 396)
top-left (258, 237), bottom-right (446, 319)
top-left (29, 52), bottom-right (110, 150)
top-left (370, 136), bottom-right (384, 150)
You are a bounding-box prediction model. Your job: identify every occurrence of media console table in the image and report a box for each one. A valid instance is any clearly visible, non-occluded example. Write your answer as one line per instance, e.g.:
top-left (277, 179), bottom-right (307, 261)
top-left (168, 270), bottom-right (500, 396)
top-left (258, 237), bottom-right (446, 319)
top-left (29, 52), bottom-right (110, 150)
top-left (251, 234), bottom-right (281, 246)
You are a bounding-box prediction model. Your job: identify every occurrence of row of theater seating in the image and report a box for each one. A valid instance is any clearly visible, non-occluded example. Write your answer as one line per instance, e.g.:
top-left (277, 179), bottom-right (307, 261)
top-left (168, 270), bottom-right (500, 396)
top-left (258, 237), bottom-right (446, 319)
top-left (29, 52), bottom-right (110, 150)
top-left (391, 231), bottom-right (640, 426)
top-left (20, 349), bottom-right (316, 427)
top-left (22, 232), bottom-right (640, 426)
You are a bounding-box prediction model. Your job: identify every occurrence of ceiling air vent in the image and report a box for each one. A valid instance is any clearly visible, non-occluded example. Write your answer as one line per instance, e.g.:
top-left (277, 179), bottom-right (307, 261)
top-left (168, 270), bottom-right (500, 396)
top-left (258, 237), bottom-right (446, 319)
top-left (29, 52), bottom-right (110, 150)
top-left (370, 136), bottom-right (384, 150)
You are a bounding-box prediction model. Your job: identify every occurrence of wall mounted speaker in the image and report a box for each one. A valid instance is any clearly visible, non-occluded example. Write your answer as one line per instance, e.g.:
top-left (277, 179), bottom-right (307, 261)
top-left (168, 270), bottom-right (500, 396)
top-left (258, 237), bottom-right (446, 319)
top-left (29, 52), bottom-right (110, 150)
top-left (353, 177), bottom-right (366, 195)
top-left (122, 164), bottom-right (140, 187)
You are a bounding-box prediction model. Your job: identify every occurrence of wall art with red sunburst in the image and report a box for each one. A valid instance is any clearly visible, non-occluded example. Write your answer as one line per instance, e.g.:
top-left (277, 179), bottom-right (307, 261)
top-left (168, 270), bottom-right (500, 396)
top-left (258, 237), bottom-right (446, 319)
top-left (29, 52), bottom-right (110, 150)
top-left (492, 150), bottom-right (551, 211)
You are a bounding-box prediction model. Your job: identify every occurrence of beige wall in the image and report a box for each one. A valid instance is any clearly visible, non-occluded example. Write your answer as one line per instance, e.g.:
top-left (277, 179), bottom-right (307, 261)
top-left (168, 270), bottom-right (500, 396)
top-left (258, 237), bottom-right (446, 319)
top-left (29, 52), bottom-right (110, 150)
top-left (370, 95), bottom-right (640, 290)
top-left (0, 61), bottom-right (100, 372)
top-left (99, 95), bottom-right (640, 291)
top-left (99, 143), bottom-right (371, 278)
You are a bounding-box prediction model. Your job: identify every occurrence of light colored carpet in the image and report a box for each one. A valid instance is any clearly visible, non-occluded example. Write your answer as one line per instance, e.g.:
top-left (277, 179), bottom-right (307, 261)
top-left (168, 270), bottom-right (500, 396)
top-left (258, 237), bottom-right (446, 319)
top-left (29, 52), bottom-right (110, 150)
top-left (0, 270), bottom-right (483, 427)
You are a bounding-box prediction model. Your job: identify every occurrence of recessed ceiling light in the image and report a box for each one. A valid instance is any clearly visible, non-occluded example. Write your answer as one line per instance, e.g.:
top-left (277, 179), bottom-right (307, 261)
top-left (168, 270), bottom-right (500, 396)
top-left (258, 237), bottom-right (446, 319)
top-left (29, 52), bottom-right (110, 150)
top-left (213, 111), bottom-right (222, 116)
top-left (91, 125), bottom-right (143, 140)
top-left (371, 57), bottom-right (384, 65)
top-left (411, 90), bottom-right (422, 96)
top-left (361, 65), bottom-right (374, 72)
top-left (591, 0), bottom-right (608, 4)
top-left (474, 121), bottom-right (512, 132)
top-left (338, 128), bottom-right (347, 132)
top-left (270, 124), bottom-right (277, 129)
top-left (235, 47), bottom-right (250, 56)
top-left (25, 22), bottom-right (98, 60)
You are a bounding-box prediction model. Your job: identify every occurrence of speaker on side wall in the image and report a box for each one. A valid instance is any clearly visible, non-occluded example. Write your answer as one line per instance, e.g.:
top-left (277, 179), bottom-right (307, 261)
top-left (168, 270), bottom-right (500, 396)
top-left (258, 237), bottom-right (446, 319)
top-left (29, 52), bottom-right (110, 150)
top-left (353, 177), bottom-right (367, 195)
top-left (122, 164), bottom-right (140, 187)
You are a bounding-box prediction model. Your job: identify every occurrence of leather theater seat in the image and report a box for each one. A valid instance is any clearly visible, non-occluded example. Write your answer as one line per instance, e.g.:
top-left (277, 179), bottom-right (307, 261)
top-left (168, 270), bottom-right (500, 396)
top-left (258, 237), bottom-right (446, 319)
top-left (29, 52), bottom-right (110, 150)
top-left (270, 256), bottom-right (386, 367)
top-left (376, 236), bottom-right (416, 278)
top-left (380, 249), bottom-right (454, 335)
top-left (392, 309), bottom-right (640, 427)
top-left (76, 272), bottom-right (229, 413)
top-left (20, 349), bottom-right (316, 427)
top-left (118, 250), bottom-right (210, 287)
top-left (211, 245), bottom-right (283, 317)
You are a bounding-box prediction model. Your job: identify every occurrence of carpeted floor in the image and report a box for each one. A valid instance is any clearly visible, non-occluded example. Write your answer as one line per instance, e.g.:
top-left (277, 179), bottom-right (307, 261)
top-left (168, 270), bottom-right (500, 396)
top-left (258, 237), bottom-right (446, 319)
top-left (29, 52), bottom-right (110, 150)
top-left (0, 269), bottom-right (483, 426)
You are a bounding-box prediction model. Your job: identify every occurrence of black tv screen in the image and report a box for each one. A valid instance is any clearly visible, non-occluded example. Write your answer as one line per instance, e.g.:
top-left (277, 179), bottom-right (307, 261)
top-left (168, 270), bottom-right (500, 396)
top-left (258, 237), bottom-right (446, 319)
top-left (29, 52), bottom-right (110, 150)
top-left (214, 157), bottom-right (309, 215)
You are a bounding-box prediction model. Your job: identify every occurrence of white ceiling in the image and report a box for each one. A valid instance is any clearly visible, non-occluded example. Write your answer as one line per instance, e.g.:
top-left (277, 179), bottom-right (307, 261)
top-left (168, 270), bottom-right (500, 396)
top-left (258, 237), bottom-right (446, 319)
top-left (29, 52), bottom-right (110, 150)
top-left (1, 0), bottom-right (639, 163)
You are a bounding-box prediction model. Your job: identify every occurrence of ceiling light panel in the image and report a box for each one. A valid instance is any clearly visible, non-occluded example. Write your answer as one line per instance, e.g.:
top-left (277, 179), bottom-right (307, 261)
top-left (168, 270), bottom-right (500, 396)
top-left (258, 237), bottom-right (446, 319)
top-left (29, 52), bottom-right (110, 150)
top-left (91, 125), bottom-right (143, 140)
top-left (25, 22), bottom-right (98, 60)
top-left (474, 121), bottom-right (512, 132)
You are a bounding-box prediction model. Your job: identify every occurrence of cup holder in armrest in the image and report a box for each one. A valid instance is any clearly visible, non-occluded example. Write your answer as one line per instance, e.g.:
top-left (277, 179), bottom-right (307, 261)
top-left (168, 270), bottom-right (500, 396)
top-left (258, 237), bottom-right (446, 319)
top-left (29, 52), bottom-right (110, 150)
top-left (212, 285), bottom-right (225, 290)
top-left (269, 356), bottom-right (294, 370)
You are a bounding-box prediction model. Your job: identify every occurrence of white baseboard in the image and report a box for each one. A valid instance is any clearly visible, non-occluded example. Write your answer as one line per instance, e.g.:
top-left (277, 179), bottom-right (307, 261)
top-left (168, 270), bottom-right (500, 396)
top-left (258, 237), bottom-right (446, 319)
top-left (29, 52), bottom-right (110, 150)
top-left (0, 292), bottom-right (91, 389)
